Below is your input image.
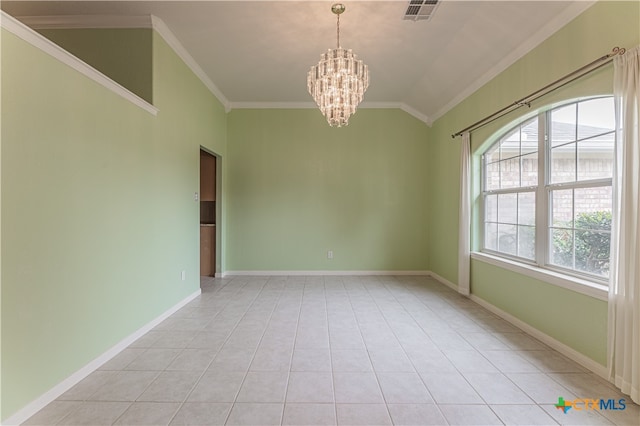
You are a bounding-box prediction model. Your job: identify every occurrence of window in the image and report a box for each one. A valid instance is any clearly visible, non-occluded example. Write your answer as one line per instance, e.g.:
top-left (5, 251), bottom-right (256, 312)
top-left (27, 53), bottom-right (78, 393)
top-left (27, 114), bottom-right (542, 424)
top-left (482, 97), bottom-right (615, 282)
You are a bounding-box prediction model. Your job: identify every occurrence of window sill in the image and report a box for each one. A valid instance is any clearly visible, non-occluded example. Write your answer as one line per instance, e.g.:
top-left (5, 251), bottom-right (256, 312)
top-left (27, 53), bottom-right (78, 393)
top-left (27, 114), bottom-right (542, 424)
top-left (470, 252), bottom-right (608, 301)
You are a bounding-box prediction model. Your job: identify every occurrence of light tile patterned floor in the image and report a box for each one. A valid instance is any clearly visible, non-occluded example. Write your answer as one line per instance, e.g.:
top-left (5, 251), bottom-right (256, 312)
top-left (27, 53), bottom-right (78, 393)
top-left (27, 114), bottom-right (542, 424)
top-left (24, 275), bottom-right (639, 425)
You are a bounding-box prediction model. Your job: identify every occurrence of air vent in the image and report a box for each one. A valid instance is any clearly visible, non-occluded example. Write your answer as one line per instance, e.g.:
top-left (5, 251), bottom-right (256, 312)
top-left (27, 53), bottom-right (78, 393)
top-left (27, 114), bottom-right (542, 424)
top-left (403, 0), bottom-right (440, 21)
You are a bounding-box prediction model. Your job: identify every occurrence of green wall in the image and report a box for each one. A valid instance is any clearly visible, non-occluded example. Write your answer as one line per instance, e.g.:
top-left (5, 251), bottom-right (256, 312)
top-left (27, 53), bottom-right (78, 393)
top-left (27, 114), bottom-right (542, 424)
top-left (38, 28), bottom-right (153, 104)
top-left (427, 0), bottom-right (640, 366)
top-left (226, 109), bottom-right (429, 272)
top-left (0, 27), bottom-right (226, 421)
top-left (2, 0), bottom-right (638, 421)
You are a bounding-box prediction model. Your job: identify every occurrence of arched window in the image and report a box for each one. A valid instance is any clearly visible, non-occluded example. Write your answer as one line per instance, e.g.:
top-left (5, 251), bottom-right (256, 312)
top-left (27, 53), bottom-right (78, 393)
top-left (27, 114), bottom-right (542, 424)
top-left (482, 97), bottom-right (614, 281)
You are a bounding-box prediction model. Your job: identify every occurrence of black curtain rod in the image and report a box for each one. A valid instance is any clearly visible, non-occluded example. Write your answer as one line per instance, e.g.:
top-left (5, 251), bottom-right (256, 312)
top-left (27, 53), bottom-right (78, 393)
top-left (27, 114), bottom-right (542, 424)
top-left (451, 46), bottom-right (626, 139)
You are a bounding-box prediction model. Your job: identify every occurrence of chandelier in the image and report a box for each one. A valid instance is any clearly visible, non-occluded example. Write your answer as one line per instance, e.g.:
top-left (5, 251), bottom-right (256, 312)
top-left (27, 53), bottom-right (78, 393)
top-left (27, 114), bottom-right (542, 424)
top-left (307, 3), bottom-right (369, 127)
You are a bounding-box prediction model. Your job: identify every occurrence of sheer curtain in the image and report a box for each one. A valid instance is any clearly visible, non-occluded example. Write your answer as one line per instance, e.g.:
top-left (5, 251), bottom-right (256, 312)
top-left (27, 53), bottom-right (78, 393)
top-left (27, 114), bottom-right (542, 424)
top-left (458, 132), bottom-right (471, 296)
top-left (608, 46), bottom-right (639, 404)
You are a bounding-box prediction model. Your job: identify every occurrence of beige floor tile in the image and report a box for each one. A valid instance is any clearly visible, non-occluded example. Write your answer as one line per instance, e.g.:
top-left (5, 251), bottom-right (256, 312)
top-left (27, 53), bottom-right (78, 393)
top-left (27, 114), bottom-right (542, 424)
top-left (124, 348), bottom-right (182, 371)
top-left (420, 372), bottom-right (483, 404)
top-left (291, 348), bottom-right (331, 372)
top-left (405, 349), bottom-right (457, 373)
top-left (187, 371), bottom-right (245, 402)
top-left (368, 348), bottom-right (415, 372)
top-left (507, 373), bottom-right (579, 404)
top-left (333, 372), bottom-right (384, 403)
top-left (89, 371), bottom-right (159, 401)
top-left (167, 348), bottom-right (217, 371)
top-left (286, 372), bottom-right (334, 403)
top-left (138, 371), bottom-right (201, 402)
top-left (250, 345), bottom-right (293, 371)
top-left (463, 373), bottom-right (534, 404)
top-left (491, 404), bottom-right (559, 425)
top-left (207, 347), bottom-right (255, 372)
top-left (57, 401), bottom-right (131, 425)
top-left (169, 402), bottom-right (232, 425)
top-left (150, 331), bottom-right (198, 349)
top-left (23, 401), bottom-right (81, 425)
top-left (387, 403), bottom-right (448, 426)
top-left (282, 403), bottom-right (336, 425)
top-left (113, 402), bottom-right (180, 425)
top-left (376, 372), bottom-right (434, 404)
top-left (517, 351), bottom-right (587, 373)
top-left (225, 403), bottom-right (283, 425)
top-left (336, 403), bottom-right (392, 425)
top-left (439, 404), bottom-right (503, 425)
top-left (442, 349), bottom-right (500, 373)
top-left (58, 371), bottom-right (117, 401)
top-left (481, 349), bottom-right (541, 373)
top-left (24, 276), bottom-right (624, 426)
top-left (331, 349), bottom-right (373, 372)
top-left (236, 371), bottom-right (289, 403)
top-left (98, 348), bottom-right (145, 371)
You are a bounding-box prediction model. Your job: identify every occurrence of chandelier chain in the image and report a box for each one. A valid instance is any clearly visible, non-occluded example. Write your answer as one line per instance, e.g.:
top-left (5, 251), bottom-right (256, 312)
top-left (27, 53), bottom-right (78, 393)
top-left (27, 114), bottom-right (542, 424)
top-left (336, 13), bottom-right (340, 48)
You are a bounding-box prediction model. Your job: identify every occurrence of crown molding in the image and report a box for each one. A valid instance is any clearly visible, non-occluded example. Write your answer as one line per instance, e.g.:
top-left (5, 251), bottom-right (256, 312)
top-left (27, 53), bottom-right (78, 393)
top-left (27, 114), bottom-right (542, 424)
top-left (228, 100), bottom-right (432, 126)
top-left (360, 101), bottom-right (432, 126)
top-left (15, 14), bottom-right (153, 29)
top-left (11, 13), bottom-right (231, 112)
top-left (0, 11), bottom-right (158, 116)
top-left (429, 0), bottom-right (596, 124)
top-left (150, 15), bottom-right (231, 112)
top-left (229, 101), bottom-right (318, 109)
top-left (398, 103), bottom-right (432, 126)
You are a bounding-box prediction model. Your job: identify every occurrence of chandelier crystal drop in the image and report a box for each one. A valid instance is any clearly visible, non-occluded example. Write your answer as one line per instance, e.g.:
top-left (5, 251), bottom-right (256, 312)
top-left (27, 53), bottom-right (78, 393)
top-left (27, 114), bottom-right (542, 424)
top-left (307, 3), bottom-right (369, 127)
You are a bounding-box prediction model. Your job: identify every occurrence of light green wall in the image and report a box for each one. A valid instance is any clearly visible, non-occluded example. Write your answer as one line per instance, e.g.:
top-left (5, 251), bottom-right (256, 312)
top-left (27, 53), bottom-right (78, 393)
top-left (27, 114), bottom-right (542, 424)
top-left (38, 28), bottom-right (153, 104)
top-left (0, 28), bottom-right (226, 421)
top-left (226, 109), bottom-right (429, 272)
top-left (471, 261), bottom-right (609, 363)
top-left (427, 0), bottom-right (640, 366)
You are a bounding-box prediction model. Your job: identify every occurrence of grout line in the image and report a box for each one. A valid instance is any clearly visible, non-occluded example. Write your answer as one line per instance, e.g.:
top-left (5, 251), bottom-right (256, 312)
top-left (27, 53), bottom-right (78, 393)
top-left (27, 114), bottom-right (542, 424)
top-left (278, 276), bottom-right (304, 424)
top-left (165, 275), bottom-right (247, 425)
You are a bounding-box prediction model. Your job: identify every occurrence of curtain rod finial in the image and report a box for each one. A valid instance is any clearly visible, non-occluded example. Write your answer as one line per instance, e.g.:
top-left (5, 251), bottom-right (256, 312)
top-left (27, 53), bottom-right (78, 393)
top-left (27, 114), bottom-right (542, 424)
top-left (612, 46), bottom-right (626, 57)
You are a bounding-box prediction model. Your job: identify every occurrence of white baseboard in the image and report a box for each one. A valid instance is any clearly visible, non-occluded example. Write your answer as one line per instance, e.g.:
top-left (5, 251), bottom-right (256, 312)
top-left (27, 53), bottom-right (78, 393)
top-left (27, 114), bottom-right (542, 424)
top-left (426, 272), bottom-right (607, 378)
top-left (3, 289), bottom-right (201, 426)
top-left (467, 293), bottom-right (608, 379)
top-left (223, 270), bottom-right (430, 276)
top-left (426, 271), bottom-right (459, 292)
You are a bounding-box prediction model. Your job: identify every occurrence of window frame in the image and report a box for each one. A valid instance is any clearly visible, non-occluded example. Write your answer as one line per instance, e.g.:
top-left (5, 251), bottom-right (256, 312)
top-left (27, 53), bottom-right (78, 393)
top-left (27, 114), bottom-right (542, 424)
top-left (480, 97), bottom-right (614, 287)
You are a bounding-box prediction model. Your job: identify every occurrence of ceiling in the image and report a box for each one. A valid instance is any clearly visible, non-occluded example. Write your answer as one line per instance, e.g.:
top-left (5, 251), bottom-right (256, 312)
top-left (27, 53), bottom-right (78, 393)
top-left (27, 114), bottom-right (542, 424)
top-left (2, 1), bottom-right (595, 124)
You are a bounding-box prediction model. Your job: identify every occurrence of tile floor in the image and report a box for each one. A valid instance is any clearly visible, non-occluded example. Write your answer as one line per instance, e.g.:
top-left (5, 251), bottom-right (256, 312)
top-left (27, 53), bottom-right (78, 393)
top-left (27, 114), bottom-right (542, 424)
top-left (23, 275), bottom-right (639, 425)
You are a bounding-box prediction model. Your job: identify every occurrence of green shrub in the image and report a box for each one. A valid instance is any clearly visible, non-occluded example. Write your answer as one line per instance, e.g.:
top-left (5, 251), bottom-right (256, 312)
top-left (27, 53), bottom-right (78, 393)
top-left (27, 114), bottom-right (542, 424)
top-left (552, 211), bottom-right (612, 276)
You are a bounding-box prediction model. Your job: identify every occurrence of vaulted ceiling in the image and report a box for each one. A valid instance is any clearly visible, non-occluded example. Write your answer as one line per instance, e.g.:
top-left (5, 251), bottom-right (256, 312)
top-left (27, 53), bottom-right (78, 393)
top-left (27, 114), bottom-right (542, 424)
top-left (2, 1), bottom-right (595, 124)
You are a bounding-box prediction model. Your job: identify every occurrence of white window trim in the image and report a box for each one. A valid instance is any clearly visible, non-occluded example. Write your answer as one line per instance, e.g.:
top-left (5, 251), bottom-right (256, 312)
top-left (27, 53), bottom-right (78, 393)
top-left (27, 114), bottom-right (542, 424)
top-left (479, 97), bottom-right (614, 296)
top-left (471, 251), bottom-right (607, 301)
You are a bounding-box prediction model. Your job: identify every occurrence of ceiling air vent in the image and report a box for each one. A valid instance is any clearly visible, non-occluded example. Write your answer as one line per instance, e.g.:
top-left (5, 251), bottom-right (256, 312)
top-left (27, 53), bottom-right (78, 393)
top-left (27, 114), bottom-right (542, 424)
top-left (403, 0), bottom-right (440, 21)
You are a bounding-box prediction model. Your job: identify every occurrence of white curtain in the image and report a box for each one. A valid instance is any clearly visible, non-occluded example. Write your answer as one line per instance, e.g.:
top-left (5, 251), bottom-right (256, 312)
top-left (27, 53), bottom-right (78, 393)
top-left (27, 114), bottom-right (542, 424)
top-left (608, 46), bottom-right (640, 404)
top-left (458, 132), bottom-right (471, 296)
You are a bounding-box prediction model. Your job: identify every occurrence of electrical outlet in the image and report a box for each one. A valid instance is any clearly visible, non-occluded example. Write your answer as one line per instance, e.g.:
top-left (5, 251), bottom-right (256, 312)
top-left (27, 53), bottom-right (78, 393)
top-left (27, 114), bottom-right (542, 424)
top-left (327, 250), bottom-right (333, 259)
top-left (194, 192), bottom-right (199, 201)
top-left (181, 270), bottom-right (186, 281)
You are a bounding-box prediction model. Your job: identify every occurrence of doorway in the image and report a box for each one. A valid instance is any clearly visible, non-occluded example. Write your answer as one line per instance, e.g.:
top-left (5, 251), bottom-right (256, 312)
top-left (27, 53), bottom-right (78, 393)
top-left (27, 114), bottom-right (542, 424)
top-left (200, 149), bottom-right (217, 277)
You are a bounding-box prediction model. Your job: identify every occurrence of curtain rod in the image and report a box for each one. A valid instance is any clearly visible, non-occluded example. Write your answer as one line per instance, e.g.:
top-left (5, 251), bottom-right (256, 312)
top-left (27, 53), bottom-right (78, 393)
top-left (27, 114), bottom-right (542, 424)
top-left (451, 46), bottom-right (626, 139)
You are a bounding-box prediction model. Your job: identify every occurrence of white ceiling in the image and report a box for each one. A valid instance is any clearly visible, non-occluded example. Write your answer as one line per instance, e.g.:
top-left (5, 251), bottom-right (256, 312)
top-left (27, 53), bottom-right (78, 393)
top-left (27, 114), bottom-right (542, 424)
top-left (2, 1), bottom-right (595, 124)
